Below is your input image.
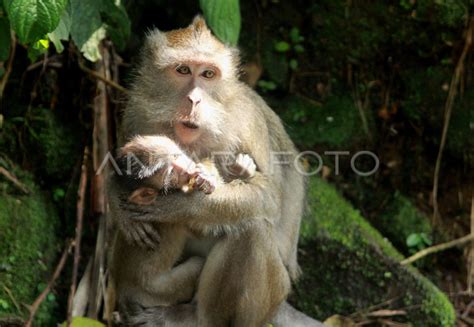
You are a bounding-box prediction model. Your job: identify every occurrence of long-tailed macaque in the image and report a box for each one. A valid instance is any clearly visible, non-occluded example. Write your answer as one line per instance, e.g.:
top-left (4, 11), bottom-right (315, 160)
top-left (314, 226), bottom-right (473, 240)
top-left (108, 16), bottom-right (308, 326)
top-left (111, 135), bottom-right (256, 314)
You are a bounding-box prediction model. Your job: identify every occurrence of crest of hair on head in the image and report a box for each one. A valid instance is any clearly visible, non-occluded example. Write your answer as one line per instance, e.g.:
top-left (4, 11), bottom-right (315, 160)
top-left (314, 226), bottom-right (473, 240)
top-left (145, 15), bottom-right (240, 80)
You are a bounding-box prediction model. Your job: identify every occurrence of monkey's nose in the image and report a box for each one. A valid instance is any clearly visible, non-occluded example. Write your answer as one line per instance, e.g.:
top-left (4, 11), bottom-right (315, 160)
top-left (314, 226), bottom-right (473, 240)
top-left (187, 88), bottom-right (202, 105)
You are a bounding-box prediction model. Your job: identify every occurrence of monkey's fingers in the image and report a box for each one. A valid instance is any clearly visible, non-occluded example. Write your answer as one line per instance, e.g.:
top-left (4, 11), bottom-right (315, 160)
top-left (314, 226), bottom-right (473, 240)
top-left (130, 222), bottom-right (160, 249)
top-left (195, 175), bottom-right (216, 194)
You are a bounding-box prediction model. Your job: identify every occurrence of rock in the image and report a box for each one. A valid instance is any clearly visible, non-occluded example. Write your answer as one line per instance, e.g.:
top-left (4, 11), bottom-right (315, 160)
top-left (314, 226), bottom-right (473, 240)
top-left (0, 168), bottom-right (60, 326)
top-left (292, 177), bottom-right (455, 327)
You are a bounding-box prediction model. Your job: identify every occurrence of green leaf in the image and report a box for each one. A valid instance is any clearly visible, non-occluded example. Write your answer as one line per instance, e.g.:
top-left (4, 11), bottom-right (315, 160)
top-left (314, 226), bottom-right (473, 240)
top-left (406, 233), bottom-right (421, 247)
top-left (69, 0), bottom-right (105, 61)
top-left (289, 27), bottom-right (300, 43)
top-left (420, 233), bottom-right (432, 246)
top-left (200, 0), bottom-right (241, 46)
top-left (48, 5), bottom-right (71, 53)
top-left (3, 0), bottom-right (67, 43)
top-left (274, 41), bottom-right (290, 52)
top-left (289, 58), bottom-right (298, 70)
top-left (294, 44), bottom-right (304, 53)
top-left (0, 16), bottom-right (10, 61)
top-left (60, 317), bottom-right (106, 327)
top-left (0, 298), bottom-right (10, 310)
top-left (100, 0), bottom-right (130, 51)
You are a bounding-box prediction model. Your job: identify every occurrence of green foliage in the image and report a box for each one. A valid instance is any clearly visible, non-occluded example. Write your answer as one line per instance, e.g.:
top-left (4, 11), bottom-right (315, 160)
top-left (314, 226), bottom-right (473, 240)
top-left (407, 232), bottom-right (432, 253)
top-left (276, 95), bottom-right (365, 148)
top-left (0, 16), bottom-right (10, 61)
top-left (69, 0), bottom-right (104, 61)
top-left (3, 0), bottom-right (67, 43)
top-left (100, 0), bottom-right (130, 51)
top-left (28, 37), bottom-right (49, 62)
top-left (1, 0), bottom-right (130, 62)
top-left (25, 107), bottom-right (79, 180)
top-left (416, 0), bottom-right (469, 27)
top-left (257, 80), bottom-right (277, 92)
top-left (376, 192), bottom-right (432, 255)
top-left (200, 0), bottom-right (241, 46)
top-left (48, 7), bottom-right (71, 53)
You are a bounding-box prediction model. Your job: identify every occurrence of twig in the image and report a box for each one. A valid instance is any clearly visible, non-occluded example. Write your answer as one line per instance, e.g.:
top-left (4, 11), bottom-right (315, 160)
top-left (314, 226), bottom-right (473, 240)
top-left (25, 241), bottom-right (73, 327)
top-left (432, 17), bottom-right (473, 225)
top-left (0, 31), bottom-right (16, 101)
top-left (2, 285), bottom-right (21, 313)
top-left (468, 194), bottom-right (474, 292)
top-left (79, 60), bottom-right (128, 94)
top-left (401, 233), bottom-right (474, 265)
top-left (0, 167), bottom-right (29, 194)
top-left (350, 72), bottom-right (372, 140)
top-left (67, 147), bottom-right (89, 326)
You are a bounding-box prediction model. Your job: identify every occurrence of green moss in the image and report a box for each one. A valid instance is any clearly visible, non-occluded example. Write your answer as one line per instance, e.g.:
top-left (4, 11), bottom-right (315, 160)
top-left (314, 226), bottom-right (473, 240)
top-left (294, 177), bottom-right (455, 326)
top-left (377, 192), bottom-right (432, 254)
top-left (274, 95), bottom-right (367, 149)
top-left (0, 169), bottom-right (60, 326)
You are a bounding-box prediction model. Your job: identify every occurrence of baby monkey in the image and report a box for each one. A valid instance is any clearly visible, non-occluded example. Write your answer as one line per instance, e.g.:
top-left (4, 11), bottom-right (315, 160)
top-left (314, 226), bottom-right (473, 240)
top-left (110, 135), bottom-right (256, 317)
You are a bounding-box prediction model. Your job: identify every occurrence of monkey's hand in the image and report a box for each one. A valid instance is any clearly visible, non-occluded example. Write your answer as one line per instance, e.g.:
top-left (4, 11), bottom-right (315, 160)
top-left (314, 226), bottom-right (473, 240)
top-left (227, 153), bottom-right (257, 180)
top-left (187, 162), bottom-right (220, 194)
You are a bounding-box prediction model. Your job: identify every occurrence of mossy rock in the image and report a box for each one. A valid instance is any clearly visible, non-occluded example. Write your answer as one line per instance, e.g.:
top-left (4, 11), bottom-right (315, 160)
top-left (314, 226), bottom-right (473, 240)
top-left (376, 192), bottom-right (432, 255)
top-left (292, 177), bottom-right (455, 327)
top-left (0, 168), bottom-right (60, 326)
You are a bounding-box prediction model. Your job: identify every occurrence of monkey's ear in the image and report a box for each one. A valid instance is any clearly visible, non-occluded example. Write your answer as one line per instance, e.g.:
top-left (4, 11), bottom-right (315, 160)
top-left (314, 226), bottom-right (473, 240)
top-left (191, 15), bottom-right (210, 33)
top-left (143, 29), bottom-right (167, 57)
top-left (128, 187), bottom-right (158, 205)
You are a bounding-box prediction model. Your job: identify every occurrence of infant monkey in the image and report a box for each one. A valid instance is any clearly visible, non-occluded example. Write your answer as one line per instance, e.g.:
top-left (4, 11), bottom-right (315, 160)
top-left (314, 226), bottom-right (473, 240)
top-left (110, 135), bottom-right (256, 315)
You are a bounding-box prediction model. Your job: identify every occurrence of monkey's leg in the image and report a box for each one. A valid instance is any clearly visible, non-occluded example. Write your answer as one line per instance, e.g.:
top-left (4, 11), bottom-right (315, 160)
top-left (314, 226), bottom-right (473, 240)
top-left (196, 221), bottom-right (290, 327)
top-left (145, 256), bottom-right (204, 305)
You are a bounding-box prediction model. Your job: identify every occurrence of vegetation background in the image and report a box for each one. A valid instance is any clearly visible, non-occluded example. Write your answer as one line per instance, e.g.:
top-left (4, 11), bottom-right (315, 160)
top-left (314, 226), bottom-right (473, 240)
top-left (0, 0), bottom-right (472, 326)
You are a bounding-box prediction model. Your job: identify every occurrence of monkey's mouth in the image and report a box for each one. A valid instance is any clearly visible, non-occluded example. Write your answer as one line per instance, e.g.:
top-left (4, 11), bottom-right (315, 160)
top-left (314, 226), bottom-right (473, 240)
top-left (181, 121), bottom-right (199, 129)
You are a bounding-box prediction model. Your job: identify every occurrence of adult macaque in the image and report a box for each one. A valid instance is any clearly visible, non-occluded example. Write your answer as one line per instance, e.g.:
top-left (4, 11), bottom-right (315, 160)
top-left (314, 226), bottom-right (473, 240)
top-left (108, 16), bottom-right (306, 326)
top-left (111, 135), bottom-right (256, 318)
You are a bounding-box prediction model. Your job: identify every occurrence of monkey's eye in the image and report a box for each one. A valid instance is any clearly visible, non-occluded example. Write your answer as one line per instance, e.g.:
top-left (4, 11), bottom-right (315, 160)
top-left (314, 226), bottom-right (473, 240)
top-left (201, 69), bottom-right (216, 79)
top-left (176, 65), bottom-right (191, 75)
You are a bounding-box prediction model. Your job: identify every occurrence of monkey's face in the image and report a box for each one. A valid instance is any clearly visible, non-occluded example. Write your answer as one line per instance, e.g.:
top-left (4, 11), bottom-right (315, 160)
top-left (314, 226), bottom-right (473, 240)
top-left (130, 16), bottom-right (242, 154)
top-left (166, 62), bottom-right (224, 145)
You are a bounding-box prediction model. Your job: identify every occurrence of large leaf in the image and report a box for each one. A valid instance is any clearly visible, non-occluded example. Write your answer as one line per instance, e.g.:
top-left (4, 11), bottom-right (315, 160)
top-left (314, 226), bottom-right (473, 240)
top-left (0, 16), bottom-right (10, 61)
top-left (69, 0), bottom-right (105, 61)
top-left (100, 0), bottom-right (130, 51)
top-left (60, 317), bottom-right (105, 327)
top-left (3, 0), bottom-right (67, 43)
top-left (199, 0), bottom-right (241, 46)
top-left (48, 3), bottom-right (71, 53)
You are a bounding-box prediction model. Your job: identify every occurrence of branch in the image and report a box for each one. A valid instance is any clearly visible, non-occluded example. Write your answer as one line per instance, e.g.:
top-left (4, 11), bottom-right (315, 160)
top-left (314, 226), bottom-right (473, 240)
top-left (79, 60), bottom-right (128, 94)
top-left (468, 194), bottom-right (474, 292)
top-left (67, 147), bottom-right (89, 326)
top-left (0, 31), bottom-right (16, 101)
top-left (432, 17), bottom-right (473, 224)
top-left (0, 167), bottom-right (29, 194)
top-left (401, 233), bottom-right (474, 265)
top-left (25, 241), bottom-right (73, 327)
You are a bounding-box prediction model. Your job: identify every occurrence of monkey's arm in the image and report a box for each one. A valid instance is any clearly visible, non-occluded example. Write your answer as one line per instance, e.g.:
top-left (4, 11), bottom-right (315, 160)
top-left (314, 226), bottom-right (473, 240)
top-left (111, 170), bottom-right (280, 228)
